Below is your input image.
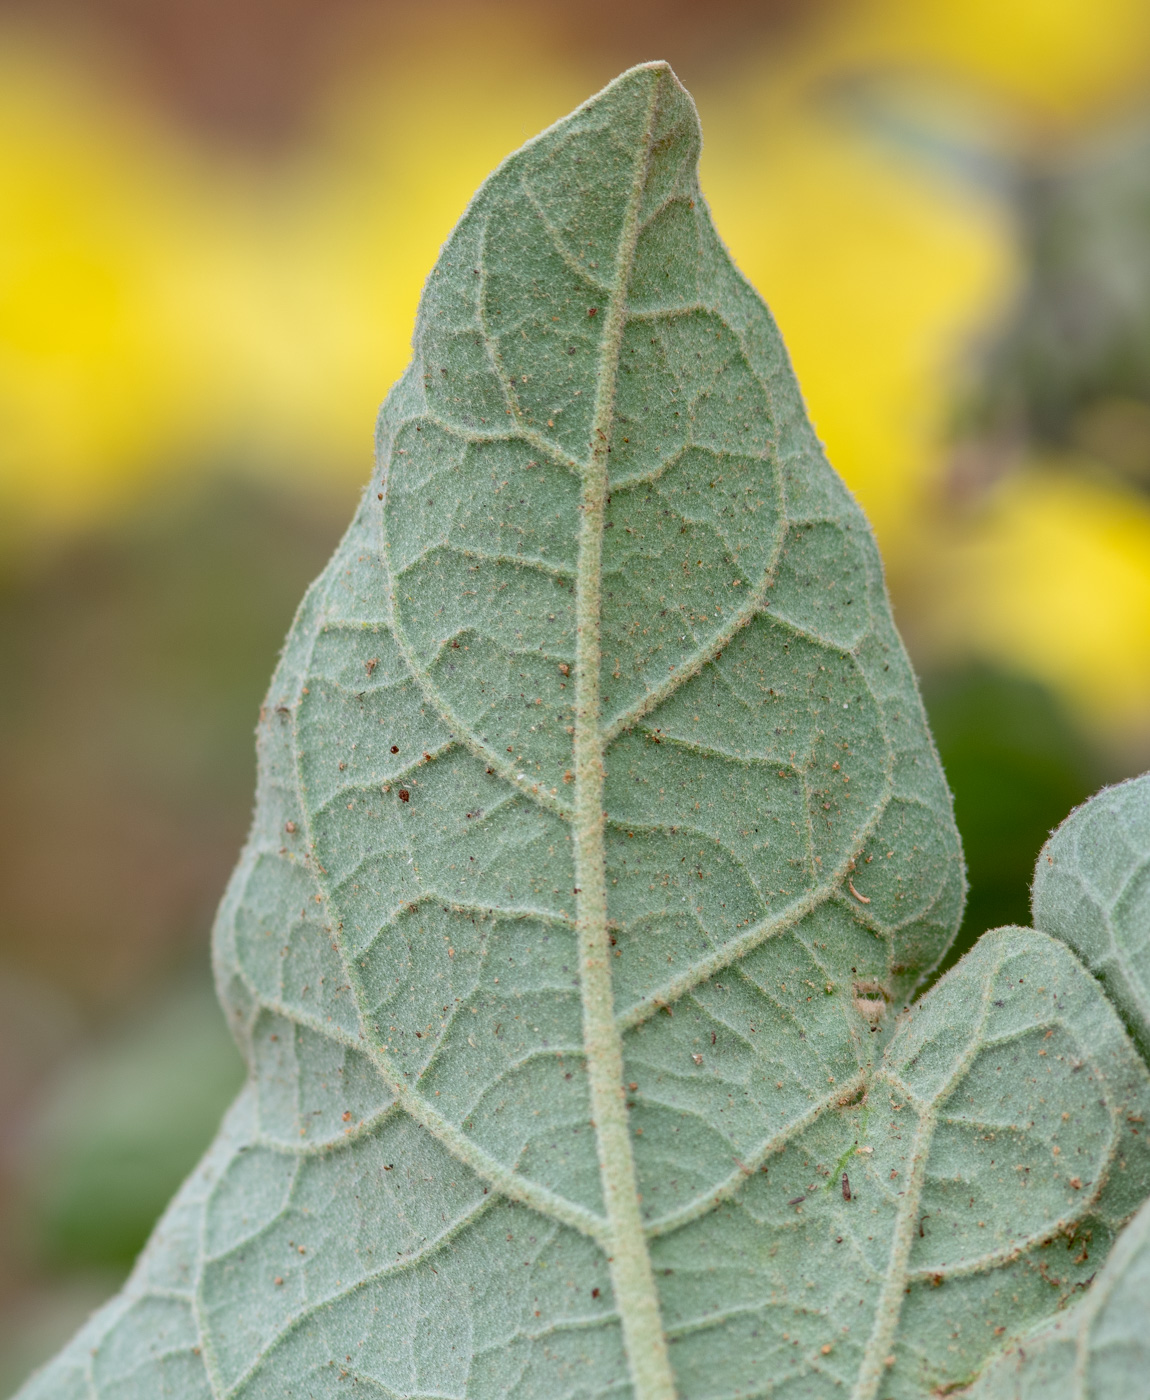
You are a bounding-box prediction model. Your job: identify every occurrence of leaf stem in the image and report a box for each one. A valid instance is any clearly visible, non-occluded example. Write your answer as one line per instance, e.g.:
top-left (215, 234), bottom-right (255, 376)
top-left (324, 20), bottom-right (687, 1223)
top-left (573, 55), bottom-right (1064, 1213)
top-left (573, 64), bottom-right (677, 1400)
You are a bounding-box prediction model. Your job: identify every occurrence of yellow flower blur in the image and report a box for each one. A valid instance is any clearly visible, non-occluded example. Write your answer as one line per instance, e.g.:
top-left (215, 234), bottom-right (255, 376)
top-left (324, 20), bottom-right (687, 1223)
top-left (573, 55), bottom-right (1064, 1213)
top-left (927, 464), bottom-right (1150, 734)
top-left (2, 0), bottom-right (1150, 742)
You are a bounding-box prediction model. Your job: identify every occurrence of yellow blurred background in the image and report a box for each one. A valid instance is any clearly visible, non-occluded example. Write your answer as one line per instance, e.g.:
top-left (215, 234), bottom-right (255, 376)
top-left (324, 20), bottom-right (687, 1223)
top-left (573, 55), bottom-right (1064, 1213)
top-left (3, 1), bottom-right (1150, 1390)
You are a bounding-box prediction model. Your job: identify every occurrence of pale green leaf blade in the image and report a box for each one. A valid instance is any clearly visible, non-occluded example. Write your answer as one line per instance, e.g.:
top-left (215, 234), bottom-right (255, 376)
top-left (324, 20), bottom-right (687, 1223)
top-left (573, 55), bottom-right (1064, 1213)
top-left (964, 1192), bottom-right (1150, 1400)
top-left (1032, 772), bottom-right (1150, 1061)
top-left (655, 926), bottom-right (1150, 1400)
top-left (17, 61), bottom-right (968, 1400)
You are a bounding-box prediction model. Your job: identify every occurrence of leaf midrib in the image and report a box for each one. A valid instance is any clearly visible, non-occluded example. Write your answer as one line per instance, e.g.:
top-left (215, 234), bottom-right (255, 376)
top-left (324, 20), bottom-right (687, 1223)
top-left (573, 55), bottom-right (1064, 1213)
top-left (325, 63), bottom-right (899, 1400)
top-left (568, 70), bottom-right (678, 1400)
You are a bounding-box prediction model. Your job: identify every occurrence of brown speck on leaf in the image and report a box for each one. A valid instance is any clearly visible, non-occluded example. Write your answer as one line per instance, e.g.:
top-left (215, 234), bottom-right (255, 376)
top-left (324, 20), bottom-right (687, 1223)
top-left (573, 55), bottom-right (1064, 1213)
top-left (821, 1344), bottom-right (832, 1355)
top-left (848, 880), bottom-right (870, 904)
top-left (274, 1277), bottom-right (284, 1286)
top-left (841, 1172), bottom-right (851, 1201)
top-left (1070, 1176), bottom-right (1083, 1189)
top-left (558, 663), bottom-right (570, 675)
top-left (591, 1287), bottom-right (600, 1298)
top-left (364, 658), bottom-right (379, 676)
top-left (398, 789), bottom-right (410, 802)
top-left (788, 1196), bottom-right (806, 1207)
top-left (691, 1053), bottom-right (703, 1065)
top-left (588, 307), bottom-right (597, 316)
top-left (342, 1111), bottom-right (352, 1122)
top-left (285, 821), bottom-right (297, 834)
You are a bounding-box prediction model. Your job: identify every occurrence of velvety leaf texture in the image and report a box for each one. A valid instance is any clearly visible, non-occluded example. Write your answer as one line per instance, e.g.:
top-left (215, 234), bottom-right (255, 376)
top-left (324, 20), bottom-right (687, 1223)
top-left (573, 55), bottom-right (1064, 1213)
top-left (964, 1193), bottom-right (1150, 1400)
top-left (1032, 773), bottom-right (1150, 1065)
top-left (36, 62), bottom-right (1150, 1400)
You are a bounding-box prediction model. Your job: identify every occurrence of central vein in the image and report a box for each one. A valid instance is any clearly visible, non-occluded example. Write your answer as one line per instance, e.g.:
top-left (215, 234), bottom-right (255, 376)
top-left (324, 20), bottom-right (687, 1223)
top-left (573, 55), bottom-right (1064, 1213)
top-left (572, 70), bottom-right (677, 1400)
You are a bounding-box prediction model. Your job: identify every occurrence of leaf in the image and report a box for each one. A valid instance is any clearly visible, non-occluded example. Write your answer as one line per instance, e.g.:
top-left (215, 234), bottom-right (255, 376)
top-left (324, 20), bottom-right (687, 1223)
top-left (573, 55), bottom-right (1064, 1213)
top-left (822, 926), bottom-right (1150, 1400)
top-left (954, 772), bottom-right (1150, 1399)
top-left (26, 60), bottom-right (1104, 1400)
top-left (24, 931), bottom-right (1150, 1400)
top-left (964, 1193), bottom-right (1150, 1399)
top-left (1033, 773), bottom-right (1150, 1063)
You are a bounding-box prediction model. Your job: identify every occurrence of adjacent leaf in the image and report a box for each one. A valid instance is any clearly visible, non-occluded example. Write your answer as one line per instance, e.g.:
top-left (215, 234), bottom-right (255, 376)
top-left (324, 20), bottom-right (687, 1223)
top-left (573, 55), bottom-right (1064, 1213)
top-left (774, 926), bottom-right (1148, 1400)
top-left (965, 1193), bottom-right (1150, 1399)
top-left (1033, 773), bottom-right (1150, 1063)
top-left (954, 773), bottom-right (1150, 1400)
top-left (19, 61), bottom-right (980, 1399)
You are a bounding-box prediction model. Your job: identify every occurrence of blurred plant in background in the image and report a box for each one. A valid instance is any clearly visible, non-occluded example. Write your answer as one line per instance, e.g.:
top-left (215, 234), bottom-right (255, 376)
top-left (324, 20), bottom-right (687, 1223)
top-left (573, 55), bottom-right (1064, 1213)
top-left (3, 1), bottom-right (1150, 1392)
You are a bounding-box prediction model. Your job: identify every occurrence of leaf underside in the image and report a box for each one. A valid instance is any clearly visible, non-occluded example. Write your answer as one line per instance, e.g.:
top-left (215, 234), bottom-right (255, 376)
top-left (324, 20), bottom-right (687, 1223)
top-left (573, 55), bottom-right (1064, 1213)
top-left (966, 1188), bottom-right (1150, 1400)
top-left (1032, 773), bottom-right (1150, 1065)
top-left (22, 62), bottom-right (1150, 1400)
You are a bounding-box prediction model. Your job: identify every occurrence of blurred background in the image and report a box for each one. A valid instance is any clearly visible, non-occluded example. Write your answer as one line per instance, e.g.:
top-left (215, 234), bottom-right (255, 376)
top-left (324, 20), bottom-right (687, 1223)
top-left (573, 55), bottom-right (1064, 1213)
top-left (3, 0), bottom-right (1150, 1388)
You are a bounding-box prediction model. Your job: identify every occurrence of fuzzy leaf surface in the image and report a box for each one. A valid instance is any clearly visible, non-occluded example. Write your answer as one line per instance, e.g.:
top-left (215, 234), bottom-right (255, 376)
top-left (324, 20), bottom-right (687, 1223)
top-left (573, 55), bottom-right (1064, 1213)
top-left (13, 62), bottom-right (1015, 1400)
top-left (964, 1193), bottom-right (1150, 1399)
top-left (21, 926), bottom-right (1150, 1400)
top-left (1033, 773), bottom-right (1150, 1063)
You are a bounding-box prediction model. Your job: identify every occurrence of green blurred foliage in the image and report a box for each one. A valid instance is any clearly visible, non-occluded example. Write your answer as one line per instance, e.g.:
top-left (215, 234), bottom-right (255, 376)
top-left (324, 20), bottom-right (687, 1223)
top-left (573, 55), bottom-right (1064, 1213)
top-left (22, 980), bottom-right (244, 1268)
top-left (0, 474), bottom-right (345, 1006)
top-left (923, 665), bottom-right (1104, 971)
top-left (0, 475), bottom-right (342, 1390)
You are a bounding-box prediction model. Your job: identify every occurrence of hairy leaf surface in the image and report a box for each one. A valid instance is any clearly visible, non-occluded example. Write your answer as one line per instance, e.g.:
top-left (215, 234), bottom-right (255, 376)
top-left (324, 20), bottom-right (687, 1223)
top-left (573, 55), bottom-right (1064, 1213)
top-left (1033, 773), bottom-right (1150, 1063)
top-left (35, 62), bottom-right (1150, 1400)
top-left (965, 1194), bottom-right (1150, 1399)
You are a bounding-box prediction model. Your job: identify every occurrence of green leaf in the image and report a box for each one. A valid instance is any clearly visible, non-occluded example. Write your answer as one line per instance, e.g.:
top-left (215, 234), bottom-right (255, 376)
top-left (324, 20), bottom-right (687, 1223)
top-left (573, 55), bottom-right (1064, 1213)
top-left (964, 1193), bottom-right (1150, 1399)
top-left (54, 61), bottom-right (1150, 1400)
top-left (1033, 773), bottom-right (1150, 1063)
top-left (831, 926), bottom-right (1150, 1400)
